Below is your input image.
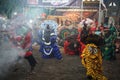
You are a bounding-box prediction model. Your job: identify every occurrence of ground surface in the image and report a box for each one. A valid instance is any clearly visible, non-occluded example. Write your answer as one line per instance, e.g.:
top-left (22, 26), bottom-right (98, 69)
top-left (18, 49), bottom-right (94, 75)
top-left (1, 46), bottom-right (120, 80)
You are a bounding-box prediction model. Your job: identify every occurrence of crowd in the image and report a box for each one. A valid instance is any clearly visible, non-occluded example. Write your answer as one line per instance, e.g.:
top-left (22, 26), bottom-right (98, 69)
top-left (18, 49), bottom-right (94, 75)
top-left (63, 17), bottom-right (118, 80)
top-left (0, 15), bottom-right (119, 80)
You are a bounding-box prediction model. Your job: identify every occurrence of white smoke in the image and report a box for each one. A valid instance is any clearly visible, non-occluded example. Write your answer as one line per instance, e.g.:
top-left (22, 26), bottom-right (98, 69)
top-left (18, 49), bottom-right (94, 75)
top-left (0, 40), bottom-right (24, 76)
top-left (0, 16), bottom-right (25, 77)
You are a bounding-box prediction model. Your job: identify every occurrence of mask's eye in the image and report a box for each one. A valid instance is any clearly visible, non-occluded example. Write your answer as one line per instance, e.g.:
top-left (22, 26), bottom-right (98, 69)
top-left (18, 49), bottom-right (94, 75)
top-left (93, 48), bottom-right (98, 54)
top-left (88, 46), bottom-right (92, 53)
top-left (88, 46), bottom-right (98, 54)
top-left (88, 46), bottom-right (93, 53)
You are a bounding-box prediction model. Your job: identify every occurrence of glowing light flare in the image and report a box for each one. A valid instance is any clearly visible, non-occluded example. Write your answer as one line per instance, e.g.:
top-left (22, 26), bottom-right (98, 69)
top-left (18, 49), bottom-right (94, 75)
top-left (2, 17), bottom-right (6, 21)
top-left (29, 19), bottom-right (33, 23)
top-left (13, 12), bottom-right (17, 15)
top-left (109, 2), bottom-right (117, 7)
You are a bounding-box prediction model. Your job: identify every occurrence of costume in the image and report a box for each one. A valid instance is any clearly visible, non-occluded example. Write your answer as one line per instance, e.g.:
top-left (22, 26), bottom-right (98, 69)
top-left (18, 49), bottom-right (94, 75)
top-left (102, 25), bottom-right (117, 60)
top-left (58, 28), bottom-right (78, 47)
top-left (23, 31), bottom-right (37, 72)
top-left (64, 35), bottom-right (80, 55)
top-left (38, 20), bottom-right (62, 60)
top-left (59, 27), bottom-right (85, 55)
top-left (64, 34), bottom-right (84, 55)
top-left (81, 34), bottom-right (107, 80)
top-left (12, 25), bottom-right (37, 72)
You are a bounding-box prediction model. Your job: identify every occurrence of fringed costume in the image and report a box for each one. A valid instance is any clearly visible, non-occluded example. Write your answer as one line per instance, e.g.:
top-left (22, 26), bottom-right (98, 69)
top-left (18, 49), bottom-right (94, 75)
top-left (101, 25), bottom-right (117, 60)
top-left (38, 20), bottom-right (62, 60)
top-left (81, 34), bottom-right (107, 80)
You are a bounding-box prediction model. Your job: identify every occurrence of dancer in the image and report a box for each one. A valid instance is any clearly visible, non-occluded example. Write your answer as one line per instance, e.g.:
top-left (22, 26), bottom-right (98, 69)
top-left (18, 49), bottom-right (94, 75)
top-left (102, 24), bottom-right (117, 60)
top-left (38, 20), bottom-right (62, 60)
top-left (64, 35), bottom-right (81, 55)
top-left (12, 25), bottom-right (37, 73)
top-left (22, 29), bottom-right (37, 73)
top-left (81, 34), bottom-right (107, 80)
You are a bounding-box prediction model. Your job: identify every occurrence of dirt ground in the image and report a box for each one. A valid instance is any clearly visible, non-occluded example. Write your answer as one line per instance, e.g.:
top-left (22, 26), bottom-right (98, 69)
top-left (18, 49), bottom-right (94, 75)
top-left (1, 46), bottom-right (120, 80)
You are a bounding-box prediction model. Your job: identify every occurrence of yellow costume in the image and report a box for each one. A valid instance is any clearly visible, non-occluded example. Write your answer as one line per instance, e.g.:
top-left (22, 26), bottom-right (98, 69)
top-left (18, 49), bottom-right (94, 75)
top-left (81, 44), bottom-right (107, 80)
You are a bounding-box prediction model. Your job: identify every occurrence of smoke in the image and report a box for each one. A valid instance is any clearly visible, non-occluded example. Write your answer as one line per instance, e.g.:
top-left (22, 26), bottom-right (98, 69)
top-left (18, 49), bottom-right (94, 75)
top-left (0, 0), bottom-right (38, 77)
top-left (0, 11), bottom-right (39, 77)
top-left (0, 16), bottom-right (25, 77)
top-left (0, 40), bottom-right (24, 77)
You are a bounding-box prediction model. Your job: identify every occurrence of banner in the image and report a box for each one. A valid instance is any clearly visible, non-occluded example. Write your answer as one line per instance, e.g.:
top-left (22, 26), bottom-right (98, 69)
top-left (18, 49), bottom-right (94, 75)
top-left (27, 0), bottom-right (81, 8)
top-left (27, 0), bottom-right (38, 4)
top-left (42, 0), bottom-right (69, 3)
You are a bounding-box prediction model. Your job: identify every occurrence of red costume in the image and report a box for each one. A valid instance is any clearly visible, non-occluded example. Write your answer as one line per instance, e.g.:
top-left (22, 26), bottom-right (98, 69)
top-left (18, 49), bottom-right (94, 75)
top-left (64, 34), bottom-right (85, 56)
top-left (13, 30), bottom-right (37, 72)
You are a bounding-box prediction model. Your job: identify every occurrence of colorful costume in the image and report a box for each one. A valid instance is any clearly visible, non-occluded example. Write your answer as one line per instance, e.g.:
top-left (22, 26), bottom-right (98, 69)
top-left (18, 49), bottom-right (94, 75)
top-left (81, 34), bottom-right (107, 80)
top-left (81, 44), bottom-right (107, 80)
top-left (38, 20), bottom-right (62, 60)
top-left (64, 34), bottom-right (85, 55)
top-left (12, 25), bottom-right (37, 72)
top-left (102, 25), bottom-right (117, 60)
top-left (23, 31), bottom-right (37, 72)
